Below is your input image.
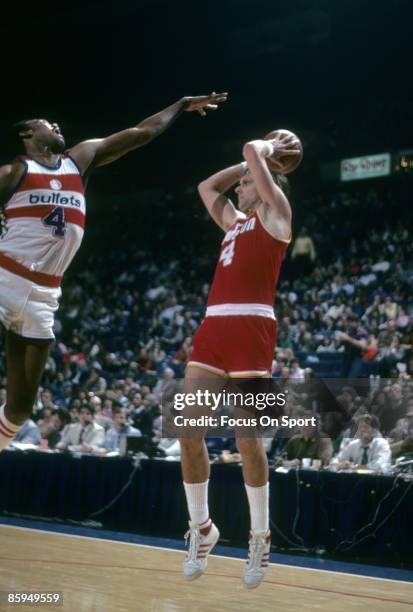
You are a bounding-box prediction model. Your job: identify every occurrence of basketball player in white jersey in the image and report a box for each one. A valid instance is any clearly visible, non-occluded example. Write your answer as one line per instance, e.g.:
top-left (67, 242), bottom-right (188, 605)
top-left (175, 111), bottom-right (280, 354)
top-left (0, 92), bottom-right (227, 450)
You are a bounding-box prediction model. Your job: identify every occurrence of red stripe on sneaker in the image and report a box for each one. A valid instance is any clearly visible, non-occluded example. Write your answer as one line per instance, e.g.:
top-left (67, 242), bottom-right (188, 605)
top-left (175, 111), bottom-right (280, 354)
top-left (0, 422), bottom-right (15, 438)
top-left (0, 418), bottom-right (16, 436)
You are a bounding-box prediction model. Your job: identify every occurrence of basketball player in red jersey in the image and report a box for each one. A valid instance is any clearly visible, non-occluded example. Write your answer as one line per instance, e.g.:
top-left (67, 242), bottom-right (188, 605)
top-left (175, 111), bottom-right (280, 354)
top-left (180, 132), bottom-right (301, 588)
top-left (0, 92), bottom-right (227, 451)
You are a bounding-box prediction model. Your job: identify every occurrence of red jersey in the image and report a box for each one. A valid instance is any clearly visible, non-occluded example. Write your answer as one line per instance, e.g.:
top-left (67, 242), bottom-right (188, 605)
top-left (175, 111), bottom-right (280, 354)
top-left (206, 211), bottom-right (288, 316)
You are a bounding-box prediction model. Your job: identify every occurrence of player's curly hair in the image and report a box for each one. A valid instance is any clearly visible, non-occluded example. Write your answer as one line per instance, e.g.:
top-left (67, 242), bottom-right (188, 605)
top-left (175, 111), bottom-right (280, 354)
top-left (0, 119), bottom-right (39, 238)
top-left (6, 118), bottom-right (39, 156)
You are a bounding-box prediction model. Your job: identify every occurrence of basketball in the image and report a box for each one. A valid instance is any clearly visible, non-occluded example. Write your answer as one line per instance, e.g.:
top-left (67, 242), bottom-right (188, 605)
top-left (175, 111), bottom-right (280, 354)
top-left (263, 129), bottom-right (303, 175)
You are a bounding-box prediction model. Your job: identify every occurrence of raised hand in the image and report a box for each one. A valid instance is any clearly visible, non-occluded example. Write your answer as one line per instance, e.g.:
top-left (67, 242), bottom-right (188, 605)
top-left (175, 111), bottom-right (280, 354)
top-left (269, 132), bottom-right (301, 157)
top-left (183, 91), bottom-right (228, 116)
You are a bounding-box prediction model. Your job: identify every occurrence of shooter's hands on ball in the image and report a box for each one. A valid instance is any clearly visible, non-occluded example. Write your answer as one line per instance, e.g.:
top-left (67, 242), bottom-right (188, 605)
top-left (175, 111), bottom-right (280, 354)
top-left (182, 91), bottom-right (228, 116)
top-left (268, 132), bottom-right (301, 158)
top-left (243, 133), bottom-right (301, 164)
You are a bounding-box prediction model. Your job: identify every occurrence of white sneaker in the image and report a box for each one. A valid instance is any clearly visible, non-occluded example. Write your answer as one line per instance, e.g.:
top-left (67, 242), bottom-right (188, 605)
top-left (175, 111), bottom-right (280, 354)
top-left (183, 519), bottom-right (220, 581)
top-left (242, 529), bottom-right (271, 589)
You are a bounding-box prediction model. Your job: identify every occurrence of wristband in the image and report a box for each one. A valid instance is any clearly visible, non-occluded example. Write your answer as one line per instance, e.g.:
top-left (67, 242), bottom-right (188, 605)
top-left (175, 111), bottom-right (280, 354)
top-left (241, 161), bottom-right (248, 175)
top-left (265, 142), bottom-right (275, 158)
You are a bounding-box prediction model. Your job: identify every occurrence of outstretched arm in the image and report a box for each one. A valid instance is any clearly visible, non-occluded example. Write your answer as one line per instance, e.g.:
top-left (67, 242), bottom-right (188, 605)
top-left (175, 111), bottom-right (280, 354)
top-left (198, 163), bottom-right (246, 231)
top-left (68, 92), bottom-right (227, 175)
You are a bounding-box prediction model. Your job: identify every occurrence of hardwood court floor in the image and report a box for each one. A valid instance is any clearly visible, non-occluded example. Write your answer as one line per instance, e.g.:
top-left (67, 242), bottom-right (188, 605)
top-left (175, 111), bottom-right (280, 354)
top-left (0, 525), bottom-right (412, 611)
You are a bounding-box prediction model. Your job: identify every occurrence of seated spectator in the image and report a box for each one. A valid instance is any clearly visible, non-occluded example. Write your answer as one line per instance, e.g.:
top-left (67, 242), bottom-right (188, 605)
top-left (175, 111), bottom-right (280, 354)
top-left (12, 419), bottom-right (41, 446)
top-left (42, 408), bottom-right (72, 449)
top-left (389, 404), bottom-right (413, 459)
top-left (36, 406), bottom-right (55, 438)
top-left (331, 414), bottom-right (391, 472)
top-left (321, 411), bottom-right (346, 454)
top-left (290, 360), bottom-right (305, 380)
top-left (153, 367), bottom-right (179, 405)
top-left (83, 367), bottom-right (107, 396)
top-left (336, 315), bottom-right (367, 378)
top-left (281, 412), bottom-right (333, 466)
top-left (380, 383), bottom-right (407, 434)
top-left (97, 406), bottom-right (141, 455)
top-left (56, 404), bottom-right (104, 453)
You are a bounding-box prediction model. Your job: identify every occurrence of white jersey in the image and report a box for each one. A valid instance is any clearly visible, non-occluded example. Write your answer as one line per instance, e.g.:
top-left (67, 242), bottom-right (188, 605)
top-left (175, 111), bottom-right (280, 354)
top-left (0, 154), bottom-right (85, 286)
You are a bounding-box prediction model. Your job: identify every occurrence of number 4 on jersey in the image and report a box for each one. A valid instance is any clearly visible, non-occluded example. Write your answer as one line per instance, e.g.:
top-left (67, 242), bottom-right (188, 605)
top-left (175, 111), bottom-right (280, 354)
top-left (220, 240), bottom-right (235, 267)
top-left (42, 207), bottom-right (66, 237)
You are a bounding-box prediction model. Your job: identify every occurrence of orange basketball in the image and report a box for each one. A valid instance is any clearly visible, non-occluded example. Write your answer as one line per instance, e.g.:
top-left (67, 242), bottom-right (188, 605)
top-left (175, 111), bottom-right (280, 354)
top-left (263, 129), bottom-right (303, 175)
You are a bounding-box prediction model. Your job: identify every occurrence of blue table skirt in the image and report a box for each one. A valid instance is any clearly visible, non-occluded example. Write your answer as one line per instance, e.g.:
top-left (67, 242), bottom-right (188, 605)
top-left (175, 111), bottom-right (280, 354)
top-left (0, 450), bottom-right (412, 566)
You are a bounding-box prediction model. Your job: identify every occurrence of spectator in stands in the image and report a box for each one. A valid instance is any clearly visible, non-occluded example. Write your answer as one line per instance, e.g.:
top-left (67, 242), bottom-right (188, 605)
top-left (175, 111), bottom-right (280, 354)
top-left (390, 405), bottom-right (413, 459)
top-left (331, 414), bottom-right (391, 472)
top-left (97, 406), bottom-right (141, 455)
top-left (291, 227), bottom-right (316, 276)
top-left (130, 394), bottom-right (155, 436)
top-left (321, 411), bottom-right (346, 454)
top-left (84, 367), bottom-right (108, 396)
top-left (56, 404), bottom-right (104, 453)
top-left (281, 412), bottom-right (333, 466)
top-left (290, 360), bottom-right (305, 380)
top-left (42, 408), bottom-right (71, 449)
top-left (336, 315), bottom-right (367, 378)
top-left (153, 367), bottom-right (179, 405)
top-left (381, 383), bottom-right (407, 434)
top-left (38, 389), bottom-right (56, 413)
top-left (12, 418), bottom-right (41, 446)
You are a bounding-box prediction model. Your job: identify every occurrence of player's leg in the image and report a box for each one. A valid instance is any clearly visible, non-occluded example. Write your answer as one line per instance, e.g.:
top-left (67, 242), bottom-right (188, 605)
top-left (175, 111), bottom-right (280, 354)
top-left (236, 435), bottom-right (271, 588)
top-left (0, 331), bottom-right (50, 450)
top-left (179, 364), bottom-right (226, 580)
top-left (236, 435), bottom-right (269, 531)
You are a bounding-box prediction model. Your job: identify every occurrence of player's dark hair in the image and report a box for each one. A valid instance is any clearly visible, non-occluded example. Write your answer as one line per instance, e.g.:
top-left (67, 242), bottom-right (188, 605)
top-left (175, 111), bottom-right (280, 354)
top-left (6, 118), bottom-right (39, 156)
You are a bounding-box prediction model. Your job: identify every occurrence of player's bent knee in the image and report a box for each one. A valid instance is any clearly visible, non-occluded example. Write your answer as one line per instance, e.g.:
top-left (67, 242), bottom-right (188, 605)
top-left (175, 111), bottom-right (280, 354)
top-left (178, 437), bottom-right (205, 454)
top-left (235, 437), bottom-right (263, 456)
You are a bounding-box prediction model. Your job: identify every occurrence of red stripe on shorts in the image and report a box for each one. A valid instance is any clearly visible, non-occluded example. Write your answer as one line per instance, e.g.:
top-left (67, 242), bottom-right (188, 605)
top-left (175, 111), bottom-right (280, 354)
top-left (0, 253), bottom-right (62, 288)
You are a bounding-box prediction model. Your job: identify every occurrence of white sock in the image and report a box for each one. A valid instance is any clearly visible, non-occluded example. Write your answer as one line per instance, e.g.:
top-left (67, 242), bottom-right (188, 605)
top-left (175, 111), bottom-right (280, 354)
top-left (183, 480), bottom-right (210, 526)
top-left (245, 482), bottom-right (269, 533)
top-left (0, 405), bottom-right (21, 451)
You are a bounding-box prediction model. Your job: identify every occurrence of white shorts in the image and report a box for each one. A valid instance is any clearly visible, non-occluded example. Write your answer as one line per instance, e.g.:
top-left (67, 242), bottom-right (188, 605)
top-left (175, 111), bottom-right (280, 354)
top-left (0, 266), bottom-right (61, 340)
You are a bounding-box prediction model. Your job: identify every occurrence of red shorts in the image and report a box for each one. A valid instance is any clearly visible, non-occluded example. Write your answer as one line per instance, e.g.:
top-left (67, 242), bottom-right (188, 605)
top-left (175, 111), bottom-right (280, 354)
top-left (188, 315), bottom-right (277, 377)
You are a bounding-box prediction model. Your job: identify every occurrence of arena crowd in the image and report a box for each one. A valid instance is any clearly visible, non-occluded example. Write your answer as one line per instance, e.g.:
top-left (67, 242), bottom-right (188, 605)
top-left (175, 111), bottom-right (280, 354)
top-left (1, 179), bottom-right (412, 468)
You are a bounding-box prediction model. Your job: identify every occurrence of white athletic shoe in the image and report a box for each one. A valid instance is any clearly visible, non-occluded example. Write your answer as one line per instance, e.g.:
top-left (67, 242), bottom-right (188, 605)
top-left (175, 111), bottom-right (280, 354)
top-left (183, 519), bottom-right (220, 581)
top-left (242, 529), bottom-right (271, 589)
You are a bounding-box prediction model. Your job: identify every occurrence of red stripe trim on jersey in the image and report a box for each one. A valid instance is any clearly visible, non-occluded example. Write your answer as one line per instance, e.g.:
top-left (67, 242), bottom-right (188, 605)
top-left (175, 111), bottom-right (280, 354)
top-left (16, 174), bottom-right (84, 193)
top-left (5, 206), bottom-right (85, 229)
top-left (0, 418), bottom-right (16, 436)
top-left (0, 254), bottom-right (62, 288)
